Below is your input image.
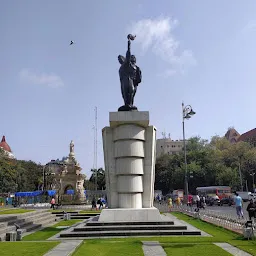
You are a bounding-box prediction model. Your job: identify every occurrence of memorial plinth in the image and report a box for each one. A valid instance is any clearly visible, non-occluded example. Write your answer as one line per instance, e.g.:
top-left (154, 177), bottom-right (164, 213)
top-left (99, 111), bottom-right (161, 222)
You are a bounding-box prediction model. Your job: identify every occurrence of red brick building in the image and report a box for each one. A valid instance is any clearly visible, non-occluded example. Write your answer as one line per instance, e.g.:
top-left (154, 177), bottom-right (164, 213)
top-left (225, 128), bottom-right (256, 147)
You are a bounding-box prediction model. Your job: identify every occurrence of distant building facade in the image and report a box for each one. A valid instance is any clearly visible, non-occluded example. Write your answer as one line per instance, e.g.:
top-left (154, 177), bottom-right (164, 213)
top-left (225, 128), bottom-right (256, 147)
top-left (0, 135), bottom-right (15, 159)
top-left (224, 128), bottom-right (240, 144)
top-left (156, 138), bottom-right (184, 158)
top-left (237, 128), bottom-right (256, 147)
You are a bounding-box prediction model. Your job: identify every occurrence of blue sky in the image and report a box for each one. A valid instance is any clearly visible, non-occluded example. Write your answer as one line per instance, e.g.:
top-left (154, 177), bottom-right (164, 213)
top-left (1, 1), bottom-right (256, 178)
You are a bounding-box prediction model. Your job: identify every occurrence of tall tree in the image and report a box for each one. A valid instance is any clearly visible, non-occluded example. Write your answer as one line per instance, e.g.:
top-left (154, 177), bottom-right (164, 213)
top-left (89, 168), bottom-right (106, 190)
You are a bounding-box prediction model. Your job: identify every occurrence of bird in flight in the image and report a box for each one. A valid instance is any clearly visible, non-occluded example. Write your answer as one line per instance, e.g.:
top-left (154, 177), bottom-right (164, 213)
top-left (70, 41), bottom-right (74, 45)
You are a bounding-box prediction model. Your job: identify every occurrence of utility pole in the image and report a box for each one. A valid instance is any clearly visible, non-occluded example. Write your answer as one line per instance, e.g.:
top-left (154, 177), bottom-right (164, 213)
top-left (94, 107), bottom-right (98, 191)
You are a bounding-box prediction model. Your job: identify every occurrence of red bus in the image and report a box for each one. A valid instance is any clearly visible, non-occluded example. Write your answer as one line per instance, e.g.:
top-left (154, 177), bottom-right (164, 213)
top-left (196, 186), bottom-right (231, 200)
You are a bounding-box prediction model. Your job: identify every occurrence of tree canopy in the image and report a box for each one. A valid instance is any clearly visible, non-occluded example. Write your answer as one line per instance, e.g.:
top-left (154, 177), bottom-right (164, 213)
top-left (155, 136), bottom-right (256, 194)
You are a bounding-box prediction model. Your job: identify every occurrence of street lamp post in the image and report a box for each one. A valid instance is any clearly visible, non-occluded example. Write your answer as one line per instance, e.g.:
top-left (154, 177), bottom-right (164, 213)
top-left (182, 102), bottom-right (196, 199)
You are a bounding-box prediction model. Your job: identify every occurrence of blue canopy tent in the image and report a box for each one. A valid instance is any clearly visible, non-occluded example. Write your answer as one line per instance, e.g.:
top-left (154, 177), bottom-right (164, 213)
top-left (66, 189), bottom-right (74, 195)
top-left (47, 190), bottom-right (56, 196)
top-left (15, 191), bottom-right (43, 197)
top-left (14, 190), bottom-right (57, 204)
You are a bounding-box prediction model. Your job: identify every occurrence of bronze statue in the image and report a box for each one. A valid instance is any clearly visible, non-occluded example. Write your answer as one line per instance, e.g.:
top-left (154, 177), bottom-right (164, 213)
top-left (118, 34), bottom-right (142, 111)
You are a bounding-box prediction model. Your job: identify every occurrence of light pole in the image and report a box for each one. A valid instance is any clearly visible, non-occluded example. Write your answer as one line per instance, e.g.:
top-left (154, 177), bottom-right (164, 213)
top-left (182, 102), bottom-right (196, 198)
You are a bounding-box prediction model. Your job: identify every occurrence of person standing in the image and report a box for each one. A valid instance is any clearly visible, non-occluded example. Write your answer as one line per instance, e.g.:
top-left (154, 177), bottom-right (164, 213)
top-left (187, 194), bottom-right (193, 208)
top-left (176, 197), bottom-right (181, 207)
top-left (167, 197), bottom-right (173, 212)
top-left (91, 197), bottom-right (96, 210)
top-left (234, 192), bottom-right (244, 219)
top-left (246, 199), bottom-right (256, 221)
top-left (195, 194), bottom-right (200, 209)
top-left (50, 197), bottom-right (55, 210)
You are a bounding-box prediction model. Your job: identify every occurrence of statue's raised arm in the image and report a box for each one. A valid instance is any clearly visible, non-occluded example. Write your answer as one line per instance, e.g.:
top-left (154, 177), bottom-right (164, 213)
top-left (118, 34), bottom-right (141, 112)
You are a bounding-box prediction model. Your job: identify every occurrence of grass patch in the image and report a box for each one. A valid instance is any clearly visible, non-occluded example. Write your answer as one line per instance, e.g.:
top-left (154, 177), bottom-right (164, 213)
top-left (73, 240), bottom-right (143, 256)
top-left (0, 241), bottom-right (59, 256)
top-left (0, 209), bottom-right (34, 215)
top-left (54, 219), bottom-right (83, 227)
top-left (22, 227), bottom-right (61, 241)
top-left (170, 212), bottom-right (256, 255)
top-left (79, 210), bottom-right (101, 214)
top-left (22, 219), bottom-right (82, 241)
top-left (163, 244), bottom-right (232, 256)
top-left (47, 208), bottom-right (76, 213)
top-left (170, 212), bottom-right (239, 241)
top-left (73, 213), bottom-right (256, 255)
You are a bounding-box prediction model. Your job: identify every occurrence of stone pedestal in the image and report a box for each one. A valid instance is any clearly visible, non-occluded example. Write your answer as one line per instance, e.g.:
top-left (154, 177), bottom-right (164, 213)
top-left (100, 111), bottom-right (161, 222)
top-left (99, 208), bottom-right (162, 222)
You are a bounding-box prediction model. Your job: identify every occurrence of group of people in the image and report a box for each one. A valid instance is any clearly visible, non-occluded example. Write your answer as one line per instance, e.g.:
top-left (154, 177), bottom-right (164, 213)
top-left (91, 197), bottom-right (105, 210)
top-left (167, 196), bottom-right (183, 211)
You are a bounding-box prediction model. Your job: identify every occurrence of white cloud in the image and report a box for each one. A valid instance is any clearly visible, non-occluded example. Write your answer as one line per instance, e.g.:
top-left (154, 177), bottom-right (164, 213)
top-left (19, 69), bottom-right (64, 88)
top-left (242, 20), bottom-right (256, 33)
top-left (129, 16), bottom-right (196, 75)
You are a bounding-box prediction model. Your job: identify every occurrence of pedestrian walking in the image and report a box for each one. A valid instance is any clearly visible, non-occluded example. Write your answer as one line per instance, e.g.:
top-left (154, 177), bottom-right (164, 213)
top-left (234, 192), bottom-right (244, 219)
top-left (195, 194), bottom-right (200, 210)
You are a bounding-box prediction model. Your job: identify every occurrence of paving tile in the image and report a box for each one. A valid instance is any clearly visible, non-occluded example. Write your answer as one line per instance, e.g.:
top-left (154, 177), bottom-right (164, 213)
top-left (214, 242), bottom-right (253, 256)
top-left (142, 241), bottom-right (167, 256)
top-left (43, 240), bottom-right (82, 256)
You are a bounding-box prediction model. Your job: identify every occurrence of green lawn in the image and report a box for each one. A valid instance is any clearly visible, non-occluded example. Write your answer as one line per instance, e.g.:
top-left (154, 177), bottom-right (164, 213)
top-left (17, 211), bottom-right (256, 256)
top-left (0, 209), bottom-right (34, 215)
top-left (170, 212), bottom-right (256, 255)
top-left (72, 213), bottom-right (256, 255)
top-left (73, 240), bottom-right (143, 256)
top-left (22, 219), bottom-right (83, 241)
top-left (79, 210), bottom-right (101, 214)
top-left (47, 208), bottom-right (76, 213)
top-left (0, 241), bottom-right (59, 256)
top-left (55, 219), bottom-right (83, 226)
top-left (163, 244), bottom-right (232, 256)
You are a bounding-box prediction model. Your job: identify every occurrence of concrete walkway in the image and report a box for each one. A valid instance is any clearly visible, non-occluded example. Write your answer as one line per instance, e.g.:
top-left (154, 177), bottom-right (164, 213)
top-left (43, 240), bottom-right (82, 256)
top-left (214, 243), bottom-right (253, 256)
top-left (142, 241), bottom-right (167, 256)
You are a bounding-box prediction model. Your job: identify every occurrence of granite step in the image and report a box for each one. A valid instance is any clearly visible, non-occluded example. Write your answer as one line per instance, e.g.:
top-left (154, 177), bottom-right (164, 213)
top-left (60, 230), bottom-right (201, 237)
top-left (32, 214), bottom-right (57, 224)
top-left (18, 221), bottom-right (34, 229)
top-left (0, 222), bottom-right (7, 229)
top-left (7, 218), bottom-right (26, 226)
top-left (24, 223), bottom-right (42, 232)
top-left (17, 211), bottom-right (53, 222)
top-left (70, 216), bottom-right (91, 219)
top-left (86, 221), bottom-right (174, 226)
top-left (74, 225), bottom-right (187, 232)
top-left (0, 216), bottom-right (17, 223)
